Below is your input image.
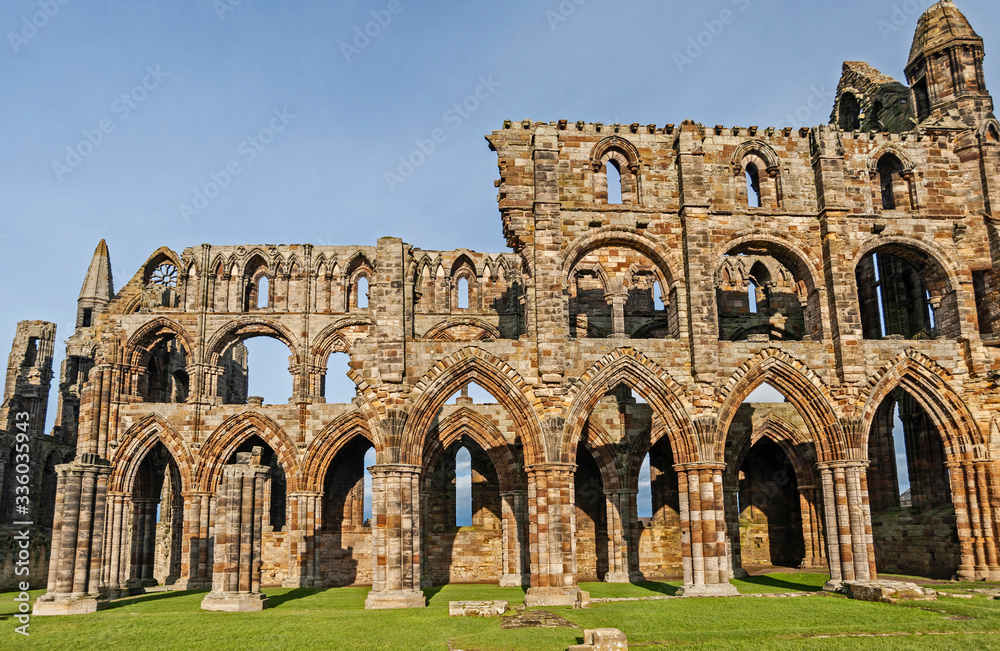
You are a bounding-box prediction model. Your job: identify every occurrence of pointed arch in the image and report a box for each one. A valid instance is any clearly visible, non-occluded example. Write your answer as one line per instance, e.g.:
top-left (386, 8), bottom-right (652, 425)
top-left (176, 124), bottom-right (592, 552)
top-left (401, 347), bottom-right (545, 466)
top-left (715, 349), bottom-right (841, 462)
top-left (563, 348), bottom-right (697, 465)
top-left (857, 350), bottom-right (985, 459)
top-left (109, 414), bottom-right (195, 494)
top-left (196, 411), bottom-right (301, 492)
top-left (422, 317), bottom-right (501, 342)
top-left (723, 413), bottom-right (817, 490)
top-left (421, 407), bottom-right (520, 491)
top-left (311, 316), bottom-right (372, 367)
top-left (301, 411), bottom-right (377, 492)
top-left (579, 416), bottom-right (623, 491)
top-left (563, 228), bottom-right (680, 290)
top-left (205, 317), bottom-right (301, 366)
top-left (124, 317), bottom-right (196, 366)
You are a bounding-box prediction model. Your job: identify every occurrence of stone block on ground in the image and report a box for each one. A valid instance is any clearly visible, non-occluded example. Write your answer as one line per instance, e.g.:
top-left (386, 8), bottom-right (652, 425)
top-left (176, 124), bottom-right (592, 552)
top-left (840, 580), bottom-right (937, 603)
top-left (448, 600), bottom-right (509, 617)
top-left (568, 628), bottom-right (628, 651)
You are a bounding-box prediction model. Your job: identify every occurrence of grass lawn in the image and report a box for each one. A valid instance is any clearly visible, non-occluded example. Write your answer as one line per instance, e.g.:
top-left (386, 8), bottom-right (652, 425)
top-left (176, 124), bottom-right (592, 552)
top-left (1, 575), bottom-right (998, 650)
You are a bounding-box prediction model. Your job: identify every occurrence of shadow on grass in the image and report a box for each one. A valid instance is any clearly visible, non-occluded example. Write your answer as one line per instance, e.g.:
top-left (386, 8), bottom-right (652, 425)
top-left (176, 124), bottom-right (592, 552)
top-left (267, 588), bottom-right (324, 608)
top-left (105, 590), bottom-right (203, 610)
top-left (738, 575), bottom-right (823, 593)
top-left (424, 585), bottom-right (445, 604)
top-left (636, 582), bottom-right (679, 596)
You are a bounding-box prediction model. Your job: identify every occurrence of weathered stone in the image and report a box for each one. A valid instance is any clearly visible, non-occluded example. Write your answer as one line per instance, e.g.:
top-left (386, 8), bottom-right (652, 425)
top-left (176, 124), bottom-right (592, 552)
top-left (568, 628), bottom-right (628, 651)
top-left (448, 600), bottom-right (509, 617)
top-left (840, 580), bottom-right (937, 603)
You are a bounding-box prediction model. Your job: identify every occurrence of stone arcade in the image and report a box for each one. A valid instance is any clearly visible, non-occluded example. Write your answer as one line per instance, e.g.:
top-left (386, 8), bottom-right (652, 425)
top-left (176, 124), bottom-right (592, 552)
top-left (13, 1), bottom-right (1000, 615)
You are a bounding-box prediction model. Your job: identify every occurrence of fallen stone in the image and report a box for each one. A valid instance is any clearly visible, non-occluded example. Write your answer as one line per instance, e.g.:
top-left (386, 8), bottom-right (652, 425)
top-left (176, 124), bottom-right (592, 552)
top-left (501, 608), bottom-right (580, 630)
top-left (448, 600), bottom-right (508, 617)
top-left (568, 628), bottom-right (628, 651)
top-left (839, 580), bottom-right (937, 604)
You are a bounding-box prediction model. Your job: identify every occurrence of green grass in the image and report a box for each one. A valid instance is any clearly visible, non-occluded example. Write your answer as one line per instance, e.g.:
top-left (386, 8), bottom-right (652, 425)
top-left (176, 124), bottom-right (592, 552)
top-left (2, 575), bottom-right (999, 650)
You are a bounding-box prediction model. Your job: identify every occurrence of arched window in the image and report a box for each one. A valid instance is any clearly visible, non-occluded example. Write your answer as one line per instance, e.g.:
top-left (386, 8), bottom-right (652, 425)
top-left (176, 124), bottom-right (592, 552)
top-left (867, 100), bottom-right (884, 131)
top-left (457, 277), bottom-right (470, 309)
top-left (912, 79), bottom-right (930, 122)
top-left (242, 336), bottom-right (294, 404)
top-left (455, 446), bottom-right (472, 527)
top-left (363, 447), bottom-right (376, 525)
top-left (637, 452), bottom-right (652, 518)
top-left (748, 280), bottom-right (759, 314)
top-left (857, 250), bottom-right (940, 340)
top-left (877, 155), bottom-right (904, 210)
top-left (652, 281), bottom-right (665, 311)
top-left (838, 93), bottom-right (861, 131)
top-left (356, 276), bottom-right (369, 309)
top-left (257, 276), bottom-right (269, 309)
top-left (607, 161), bottom-right (623, 205)
top-left (745, 163), bottom-right (762, 208)
top-left (323, 351), bottom-right (355, 403)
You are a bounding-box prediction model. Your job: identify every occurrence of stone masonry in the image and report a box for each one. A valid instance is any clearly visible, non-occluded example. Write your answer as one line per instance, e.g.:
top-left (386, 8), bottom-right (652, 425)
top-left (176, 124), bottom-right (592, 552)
top-left (14, 1), bottom-right (1000, 615)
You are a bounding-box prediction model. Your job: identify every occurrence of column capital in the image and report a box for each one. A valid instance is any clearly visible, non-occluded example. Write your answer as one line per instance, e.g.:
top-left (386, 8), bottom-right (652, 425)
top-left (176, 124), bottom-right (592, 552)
top-left (673, 461), bottom-right (726, 473)
top-left (287, 490), bottom-right (322, 499)
top-left (525, 462), bottom-right (576, 476)
top-left (368, 463), bottom-right (422, 477)
top-left (816, 459), bottom-right (869, 471)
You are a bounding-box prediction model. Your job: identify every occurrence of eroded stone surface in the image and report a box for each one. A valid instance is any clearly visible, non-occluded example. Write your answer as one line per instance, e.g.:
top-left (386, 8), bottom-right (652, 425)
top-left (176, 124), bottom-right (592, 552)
top-left (448, 600), bottom-right (509, 617)
top-left (840, 580), bottom-right (937, 603)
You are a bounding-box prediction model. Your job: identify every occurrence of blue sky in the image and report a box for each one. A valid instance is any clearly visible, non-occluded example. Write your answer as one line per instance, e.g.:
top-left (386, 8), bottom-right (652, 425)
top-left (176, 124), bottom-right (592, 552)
top-left (2, 1), bottom-right (987, 503)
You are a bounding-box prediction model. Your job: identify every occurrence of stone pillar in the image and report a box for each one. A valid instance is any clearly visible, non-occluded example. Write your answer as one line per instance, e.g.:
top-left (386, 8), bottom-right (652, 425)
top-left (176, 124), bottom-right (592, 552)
top-left (973, 460), bottom-right (1000, 581)
top-left (525, 463), bottom-right (587, 607)
top-left (202, 449), bottom-right (269, 612)
top-left (819, 461), bottom-right (875, 591)
top-left (947, 459), bottom-right (998, 581)
top-left (101, 491), bottom-right (130, 598)
top-left (175, 491), bottom-right (213, 590)
top-left (798, 485), bottom-right (826, 570)
top-left (33, 454), bottom-right (113, 616)
top-left (500, 489), bottom-right (529, 587)
top-left (284, 491), bottom-right (321, 588)
top-left (608, 294), bottom-right (627, 338)
top-left (603, 489), bottom-right (643, 583)
top-left (724, 485), bottom-right (748, 579)
top-left (127, 498), bottom-right (158, 593)
top-left (365, 464), bottom-right (425, 609)
top-left (675, 463), bottom-right (737, 596)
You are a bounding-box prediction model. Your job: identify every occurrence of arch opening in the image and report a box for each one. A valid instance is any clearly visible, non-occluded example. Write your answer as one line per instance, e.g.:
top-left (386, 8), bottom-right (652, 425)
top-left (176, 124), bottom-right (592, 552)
top-left (718, 249), bottom-right (815, 342)
top-left (856, 246), bottom-right (954, 340)
top-left (319, 436), bottom-right (375, 587)
top-left (607, 161), bottom-right (623, 205)
top-left (838, 93), bottom-right (862, 131)
top-left (866, 389), bottom-right (959, 579)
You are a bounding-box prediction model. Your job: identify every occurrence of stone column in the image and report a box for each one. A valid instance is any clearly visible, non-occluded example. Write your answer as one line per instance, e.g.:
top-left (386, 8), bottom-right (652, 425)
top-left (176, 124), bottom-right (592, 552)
top-left (202, 449), bottom-right (269, 612)
top-left (819, 460), bottom-right (875, 590)
top-left (724, 485), bottom-right (748, 579)
top-left (608, 294), bottom-right (627, 338)
top-left (126, 498), bottom-right (158, 593)
top-left (101, 491), bottom-right (131, 598)
top-left (798, 485), bottom-right (826, 570)
top-left (525, 463), bottom-right (587, 607)
top-left (675, 463), bottom-right (737, 596)
top-left (365, 464), bottom-right (425, 609)
top-left (33, 454), bottom-right (113, 616)
top-left (175, 491), bottom-right (213, 590)
top-left (500, 489), bottom-right (529, 587)
top-left (973, 460), bottom-right (1000, 581)
top-left (947, 459), bottom-right (997, 581)
top-left (604, 489), bottom-right (643, 583)
top-left (284, 491), bottom-right (321, 588)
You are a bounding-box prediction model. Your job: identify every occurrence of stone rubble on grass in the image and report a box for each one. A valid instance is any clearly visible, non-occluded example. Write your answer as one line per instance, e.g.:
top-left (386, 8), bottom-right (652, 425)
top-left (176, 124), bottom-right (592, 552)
top-left (839, 580), bottom-right (937, 604)
top-left (567, 628), bottom-right (628, 651)
top-left (448, 600), bottom-right (509, 617)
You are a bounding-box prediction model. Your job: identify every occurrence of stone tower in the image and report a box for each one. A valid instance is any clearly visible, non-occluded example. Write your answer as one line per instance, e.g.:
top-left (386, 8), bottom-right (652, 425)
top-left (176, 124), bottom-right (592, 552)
top-left (906, 0), bottom-right (994, 128)
top-left (1, 321), bottom-right (56, 438)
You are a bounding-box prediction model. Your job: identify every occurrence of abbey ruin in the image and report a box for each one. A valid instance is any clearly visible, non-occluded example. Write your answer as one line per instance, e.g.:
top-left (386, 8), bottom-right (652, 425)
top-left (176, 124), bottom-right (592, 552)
top-left (4, 0), bottom-right (999, 615)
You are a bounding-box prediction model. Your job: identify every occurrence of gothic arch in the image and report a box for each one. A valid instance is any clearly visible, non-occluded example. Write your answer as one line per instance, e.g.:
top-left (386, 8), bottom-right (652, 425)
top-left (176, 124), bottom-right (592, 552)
top-left (715, 233), bottom-right (824, 294)
top-left (580, 416), bottom-right (624, 492)
top-left (563, 228), bottom-right (681, 290)
top-left (401, 347), bottom-right (545, 467)
top-left (301, 411), bottom-right (376, 493)
top-left (421, 407), bottom-right (520, 491)
top-left (563, 348), bottom-right (697, 465)
top-left (109, 414), bottom-right (195, 494)
top-left (311, 316), bottom-right (372, 367)
top-left (723, 414), bottom-right (816, 489)
top-left (124, 317), bottom-right (196, 367)
top-left (715, 349), bottom-right (841, 462)
top-left (857, 350), bottom-right (985, 459)
top-left (422, 318), bottom-right (501, 342)
top-left (205, 317), bottom-right (301, 366)
top-left (196, 411), bottom-right (301, 492)
top-left (139, 247), bottom-right (183, 285)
